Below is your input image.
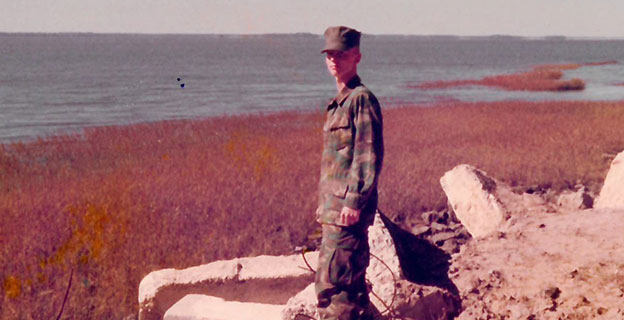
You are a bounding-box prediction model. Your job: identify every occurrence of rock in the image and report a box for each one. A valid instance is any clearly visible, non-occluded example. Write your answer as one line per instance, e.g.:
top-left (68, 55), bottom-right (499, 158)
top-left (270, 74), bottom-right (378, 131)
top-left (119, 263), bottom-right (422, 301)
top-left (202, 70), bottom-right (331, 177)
top-left (366, 214), bottom-right (404, 312)
top-left (282, 213), bottom-right (461, 320)
top-left (415, 207), bottom-right (471, 255)
top-left (440, 239), bottom-right (462, 254)
top-left (430, 232), bottom-right (458, 246)
top-left (440, 164), bottom-right (544, 238)
top-left (411, 225), bottom-right (431, 236)
top-left (440, 164), bottom-right (509, 238)
top-left (164, 295), bottom-right (284, 320)
top-left (595, 151), bottom-right (624, 209)
top-left (366, 214), bottom-right (461, 318)
top-left (556, 186), bottom-right (593, 211)
top-left (421, 210), bottom-right (439, 224)
top-left (387, 280), bottom-right (461, 320)
top-left (138, 254), bottom-right (317, 320)
top-left (422, 210), bottom-right (454, 225)
top-left (430, 222), bottom-right (450, 232)
top-left (544, 286), bottom-right (561, 300)
top-left (281, 283), bottom-right (317, 320)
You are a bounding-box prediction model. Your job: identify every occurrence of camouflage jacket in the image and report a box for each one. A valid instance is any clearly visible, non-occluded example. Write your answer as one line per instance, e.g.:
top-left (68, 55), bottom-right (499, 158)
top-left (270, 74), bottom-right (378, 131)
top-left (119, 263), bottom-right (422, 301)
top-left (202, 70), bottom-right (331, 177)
top-left (317, 76), bottom-right (384, 226)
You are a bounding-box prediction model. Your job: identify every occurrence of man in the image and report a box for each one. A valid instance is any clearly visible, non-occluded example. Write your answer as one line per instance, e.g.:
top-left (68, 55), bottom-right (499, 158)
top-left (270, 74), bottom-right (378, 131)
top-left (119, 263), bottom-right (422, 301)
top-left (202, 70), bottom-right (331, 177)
top-left (315, 26), bottom-right (384, 320)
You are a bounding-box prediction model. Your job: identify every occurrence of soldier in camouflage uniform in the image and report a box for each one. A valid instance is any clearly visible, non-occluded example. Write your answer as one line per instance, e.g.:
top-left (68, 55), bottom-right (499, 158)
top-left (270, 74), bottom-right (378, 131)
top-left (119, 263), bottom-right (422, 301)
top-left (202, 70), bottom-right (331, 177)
top-left (315, 26), bottom-right (384, 320)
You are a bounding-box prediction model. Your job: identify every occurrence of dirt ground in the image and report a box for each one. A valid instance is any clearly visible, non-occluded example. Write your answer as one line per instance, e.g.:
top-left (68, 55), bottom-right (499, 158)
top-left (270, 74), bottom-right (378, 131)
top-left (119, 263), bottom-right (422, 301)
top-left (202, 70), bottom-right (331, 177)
top-left (450, 206), bottom-right (624, 319)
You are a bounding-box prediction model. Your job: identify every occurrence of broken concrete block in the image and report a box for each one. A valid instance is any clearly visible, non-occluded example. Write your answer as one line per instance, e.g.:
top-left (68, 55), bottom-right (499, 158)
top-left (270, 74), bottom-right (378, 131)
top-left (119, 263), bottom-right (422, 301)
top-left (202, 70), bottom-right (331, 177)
top-left (595, 151), bottom-right (624, 209)
top-left (164, 294), bottom-right (283, 320)
top-left (281, 283), bottom-right (317, 320)
top-left (440, 164), bottom-right (510, 238)
top-left (138, 254), bottom-right (317, 320)
top-left (440, 164), bottom-right (547, 238)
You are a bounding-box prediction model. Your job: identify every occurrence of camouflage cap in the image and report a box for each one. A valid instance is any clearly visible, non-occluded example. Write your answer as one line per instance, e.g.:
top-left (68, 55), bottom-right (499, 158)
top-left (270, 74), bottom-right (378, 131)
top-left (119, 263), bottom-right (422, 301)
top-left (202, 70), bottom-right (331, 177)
top-left (321, 26), bottom-right (361, 53)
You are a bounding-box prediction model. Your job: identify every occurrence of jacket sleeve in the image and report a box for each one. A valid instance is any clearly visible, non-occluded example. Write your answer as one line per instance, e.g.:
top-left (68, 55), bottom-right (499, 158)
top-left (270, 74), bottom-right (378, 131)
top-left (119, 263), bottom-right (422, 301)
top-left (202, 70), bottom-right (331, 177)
top-left (344, 91), bottom-right (384, 210)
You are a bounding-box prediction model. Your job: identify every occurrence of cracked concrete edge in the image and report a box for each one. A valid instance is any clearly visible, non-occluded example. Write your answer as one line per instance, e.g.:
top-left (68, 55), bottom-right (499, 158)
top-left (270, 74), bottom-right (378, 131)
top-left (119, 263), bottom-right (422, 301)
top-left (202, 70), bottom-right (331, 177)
top-left (138, 253), bottom-right (319, 320)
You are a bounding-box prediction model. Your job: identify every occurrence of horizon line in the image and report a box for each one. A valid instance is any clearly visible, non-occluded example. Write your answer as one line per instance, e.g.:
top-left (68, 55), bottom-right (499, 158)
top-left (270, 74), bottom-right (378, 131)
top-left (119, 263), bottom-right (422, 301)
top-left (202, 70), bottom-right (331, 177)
top-left (2, 31), bottom-right (624, 40)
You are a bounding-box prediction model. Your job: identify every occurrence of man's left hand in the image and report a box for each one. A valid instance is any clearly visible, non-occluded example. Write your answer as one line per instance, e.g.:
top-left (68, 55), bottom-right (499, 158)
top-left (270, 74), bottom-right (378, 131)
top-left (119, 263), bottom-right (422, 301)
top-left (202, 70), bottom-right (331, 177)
top-left (339, 206), bottom-right (361, 226)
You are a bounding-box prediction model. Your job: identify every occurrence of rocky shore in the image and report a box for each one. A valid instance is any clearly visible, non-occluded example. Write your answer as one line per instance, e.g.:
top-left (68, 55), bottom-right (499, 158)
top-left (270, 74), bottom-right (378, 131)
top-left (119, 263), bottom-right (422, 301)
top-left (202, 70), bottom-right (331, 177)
top-left (139, 151), bottom-right (624, 319)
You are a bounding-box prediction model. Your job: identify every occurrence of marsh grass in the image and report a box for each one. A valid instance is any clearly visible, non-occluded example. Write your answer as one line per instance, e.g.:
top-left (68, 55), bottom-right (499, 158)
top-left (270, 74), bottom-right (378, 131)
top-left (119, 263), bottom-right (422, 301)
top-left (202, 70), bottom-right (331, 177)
top-left (414, 62), bottom-right (618, 92)
top-left (2, 100), bottom-right (624, 318)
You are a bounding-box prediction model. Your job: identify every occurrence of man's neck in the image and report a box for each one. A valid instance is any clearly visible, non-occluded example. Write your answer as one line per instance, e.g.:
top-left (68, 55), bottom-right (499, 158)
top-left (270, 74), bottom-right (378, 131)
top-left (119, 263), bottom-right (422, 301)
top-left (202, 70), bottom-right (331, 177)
top-left (335, 72), bottom-right (358, 93)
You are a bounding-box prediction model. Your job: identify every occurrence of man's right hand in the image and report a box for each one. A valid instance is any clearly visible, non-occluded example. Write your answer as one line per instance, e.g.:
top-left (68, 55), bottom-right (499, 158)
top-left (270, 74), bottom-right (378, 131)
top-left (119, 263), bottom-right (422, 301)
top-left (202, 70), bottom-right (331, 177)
top-left (338, 206), bottom-right (361, 226)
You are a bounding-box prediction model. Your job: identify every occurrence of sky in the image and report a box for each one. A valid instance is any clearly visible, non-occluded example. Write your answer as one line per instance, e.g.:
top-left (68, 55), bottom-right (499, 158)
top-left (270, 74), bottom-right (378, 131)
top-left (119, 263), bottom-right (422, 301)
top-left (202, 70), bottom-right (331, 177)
top-left (1, 0), bottom-right (623, 38)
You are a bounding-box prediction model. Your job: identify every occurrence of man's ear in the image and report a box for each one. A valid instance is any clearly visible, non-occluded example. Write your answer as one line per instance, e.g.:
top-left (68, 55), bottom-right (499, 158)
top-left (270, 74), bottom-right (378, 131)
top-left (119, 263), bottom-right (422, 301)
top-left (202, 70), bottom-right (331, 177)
top-left (349, 47), bottom-right (362, 64)
top-left (355, 52), bottom-right (362, 64)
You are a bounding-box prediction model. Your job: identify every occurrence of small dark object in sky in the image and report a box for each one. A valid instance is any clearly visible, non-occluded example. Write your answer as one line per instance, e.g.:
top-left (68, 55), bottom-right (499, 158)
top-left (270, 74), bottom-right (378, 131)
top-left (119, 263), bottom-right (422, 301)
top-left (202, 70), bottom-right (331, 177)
top-left (180, 83), bottom-right (185, 88)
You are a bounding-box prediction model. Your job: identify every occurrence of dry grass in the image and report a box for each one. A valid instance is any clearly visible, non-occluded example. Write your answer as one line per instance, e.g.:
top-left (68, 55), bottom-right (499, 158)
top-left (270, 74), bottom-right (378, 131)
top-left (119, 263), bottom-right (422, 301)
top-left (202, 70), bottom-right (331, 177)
top-left (381, 100), bottom-right (624, 219)
top-left (414, 61), bottom-right (618, 92)
top-left (0, 111), bottom-right (324, 318)
top-left (2, 100), bottom-right (624, 318)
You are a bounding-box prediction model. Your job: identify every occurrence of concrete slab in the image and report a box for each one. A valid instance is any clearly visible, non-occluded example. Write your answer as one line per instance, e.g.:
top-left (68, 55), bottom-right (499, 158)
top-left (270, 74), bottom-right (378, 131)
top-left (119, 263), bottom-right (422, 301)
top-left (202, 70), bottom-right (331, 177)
top-left (164, 294), bottom-right (284, 320)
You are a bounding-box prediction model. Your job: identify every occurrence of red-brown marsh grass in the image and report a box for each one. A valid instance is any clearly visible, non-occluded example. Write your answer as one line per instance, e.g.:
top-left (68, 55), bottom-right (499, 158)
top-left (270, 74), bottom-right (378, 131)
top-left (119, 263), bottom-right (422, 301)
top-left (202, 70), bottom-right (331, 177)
top-left (583, 60), bottom-right (618, 66)
top-left (414, 61), bottom-right (618, 92)
top-left (3, 100), bottom-right (624, 318)
top-left (1, 112), bottom-right (324, 318)
top-left (382, 100), bottom-right (624, 219)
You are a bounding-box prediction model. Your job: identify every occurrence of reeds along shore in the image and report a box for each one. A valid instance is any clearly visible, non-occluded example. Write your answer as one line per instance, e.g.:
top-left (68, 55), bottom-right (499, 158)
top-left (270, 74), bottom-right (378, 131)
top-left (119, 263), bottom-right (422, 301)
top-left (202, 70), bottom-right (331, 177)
top-left (2, 100), bottom-right (624, 318)
top-left (414, 62), bottom-right (618, 92)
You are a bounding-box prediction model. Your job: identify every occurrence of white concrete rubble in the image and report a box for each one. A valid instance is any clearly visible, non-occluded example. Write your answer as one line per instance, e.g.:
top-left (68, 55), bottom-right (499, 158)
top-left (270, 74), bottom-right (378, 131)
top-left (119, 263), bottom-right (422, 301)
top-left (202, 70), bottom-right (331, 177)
top-left (440, 164), bottom-right (507, 238)
top-left (281, 283), bottom-right (317, 320)
top-left (366, 213), bottom-right (404, 310)
top-left (556, 186), bottom-right (593, 211)
top-left (595, 150), bottom-right (624, 209)
top-left (440, 164), bottom-right (544, 238)
top-left (164, 295), bottom-right (283, 320)
top-left (138, 253), bottom-right (317, 320)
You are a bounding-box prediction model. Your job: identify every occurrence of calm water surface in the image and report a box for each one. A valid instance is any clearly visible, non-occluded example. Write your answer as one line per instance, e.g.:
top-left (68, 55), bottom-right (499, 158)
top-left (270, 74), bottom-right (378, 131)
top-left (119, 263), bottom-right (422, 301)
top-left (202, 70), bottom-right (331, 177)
top-left (1, 33), bottom-right (624, 142)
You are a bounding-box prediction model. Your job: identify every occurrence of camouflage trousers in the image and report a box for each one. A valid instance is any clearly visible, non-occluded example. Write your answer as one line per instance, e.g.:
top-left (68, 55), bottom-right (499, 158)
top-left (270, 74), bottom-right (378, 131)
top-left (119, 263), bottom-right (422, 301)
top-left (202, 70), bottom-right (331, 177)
top-left (315, 223), bottom-right (373, 320)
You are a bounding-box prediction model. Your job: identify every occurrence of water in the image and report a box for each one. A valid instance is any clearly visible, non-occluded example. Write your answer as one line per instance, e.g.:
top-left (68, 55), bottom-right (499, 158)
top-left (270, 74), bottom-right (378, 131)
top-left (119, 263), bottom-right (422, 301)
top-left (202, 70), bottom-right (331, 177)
top-left (2, 33), bottom-right (624, 142)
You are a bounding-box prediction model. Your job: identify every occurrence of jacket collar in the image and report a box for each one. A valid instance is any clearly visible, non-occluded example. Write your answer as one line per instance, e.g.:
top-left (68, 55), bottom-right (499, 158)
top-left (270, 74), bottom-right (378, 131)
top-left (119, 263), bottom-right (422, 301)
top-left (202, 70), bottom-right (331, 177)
top-left (327, 75), bottom-right (362, 110)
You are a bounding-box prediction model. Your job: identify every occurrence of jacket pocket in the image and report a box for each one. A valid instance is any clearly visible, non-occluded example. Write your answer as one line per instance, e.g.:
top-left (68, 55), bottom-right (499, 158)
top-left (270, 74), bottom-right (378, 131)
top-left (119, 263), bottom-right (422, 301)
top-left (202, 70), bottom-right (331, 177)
top-left (331, 182), bottom-right (348, 199)
top-left (324, 116), bottom-right (352, 151)
top-left (323, 114), bottom-right (350, 131)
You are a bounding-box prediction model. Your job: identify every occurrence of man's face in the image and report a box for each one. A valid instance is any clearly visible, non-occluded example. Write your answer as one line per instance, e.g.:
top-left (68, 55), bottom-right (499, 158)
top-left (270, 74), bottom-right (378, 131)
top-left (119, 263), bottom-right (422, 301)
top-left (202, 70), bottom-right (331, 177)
top-left (325, 48), bottom-right (361, 81)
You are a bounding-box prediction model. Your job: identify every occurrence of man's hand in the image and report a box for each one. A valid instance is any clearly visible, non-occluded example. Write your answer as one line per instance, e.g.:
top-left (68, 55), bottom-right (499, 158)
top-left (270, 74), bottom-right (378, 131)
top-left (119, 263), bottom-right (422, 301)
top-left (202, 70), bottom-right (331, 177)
top-left (339, 206), bottom-right (361, 226)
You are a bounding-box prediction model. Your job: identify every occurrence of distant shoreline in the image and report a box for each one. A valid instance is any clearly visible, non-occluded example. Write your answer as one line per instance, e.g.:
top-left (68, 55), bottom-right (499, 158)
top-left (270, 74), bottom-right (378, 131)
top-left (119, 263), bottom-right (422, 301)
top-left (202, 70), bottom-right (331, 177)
top-left (4, 98), bottom-right (624, 145)
top-left (2, 32), bottom-right (624, 41)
